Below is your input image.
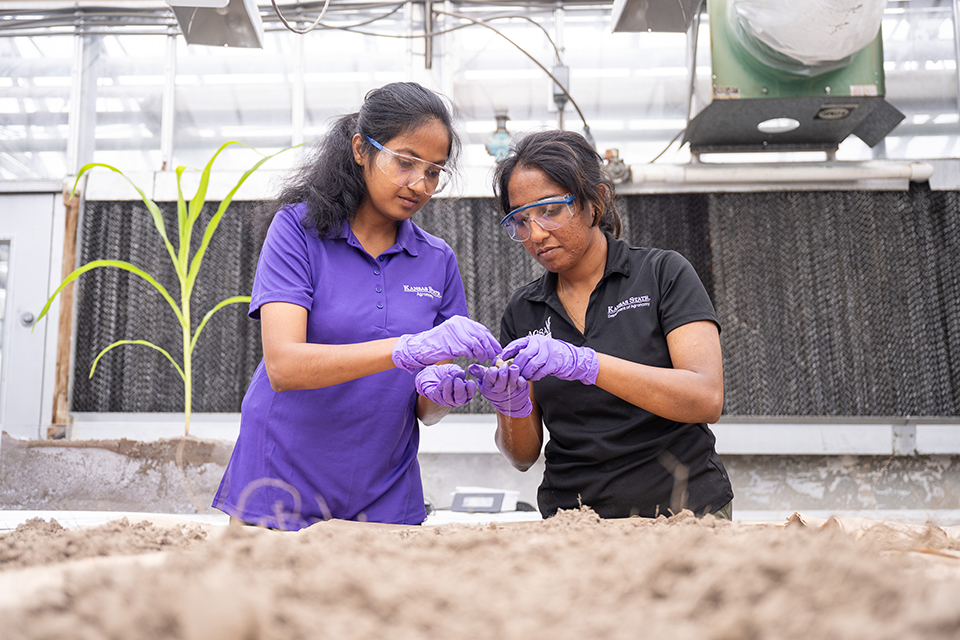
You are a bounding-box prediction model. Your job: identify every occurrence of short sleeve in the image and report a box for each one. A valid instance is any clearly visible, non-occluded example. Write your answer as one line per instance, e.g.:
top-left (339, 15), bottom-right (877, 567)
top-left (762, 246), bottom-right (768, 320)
top-left (249, 205), bottom-right (315, 319)
top-left (656, 250), bottom-right (720, 336)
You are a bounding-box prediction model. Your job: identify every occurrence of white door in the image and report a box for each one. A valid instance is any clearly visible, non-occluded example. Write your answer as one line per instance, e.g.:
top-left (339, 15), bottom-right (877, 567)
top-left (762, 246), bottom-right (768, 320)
top-left (0, 193), bottom-right (63, 440)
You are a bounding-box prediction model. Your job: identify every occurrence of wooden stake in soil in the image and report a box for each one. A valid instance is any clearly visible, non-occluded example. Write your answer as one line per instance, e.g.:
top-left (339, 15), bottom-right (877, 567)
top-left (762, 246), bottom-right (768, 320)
top-left (49, 186), bottom-right (81, 439)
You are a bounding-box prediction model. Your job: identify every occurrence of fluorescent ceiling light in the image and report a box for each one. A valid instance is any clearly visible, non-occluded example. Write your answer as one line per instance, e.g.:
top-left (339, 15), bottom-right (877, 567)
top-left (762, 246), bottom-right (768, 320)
top-left (633, 67), bottom-right (693, 78)
top-left (573, 68), bottom-right (631, 79)
top-left (22, 76), bottom-right (68, 87)
top-left (118, 76), bottom-right (166, 86)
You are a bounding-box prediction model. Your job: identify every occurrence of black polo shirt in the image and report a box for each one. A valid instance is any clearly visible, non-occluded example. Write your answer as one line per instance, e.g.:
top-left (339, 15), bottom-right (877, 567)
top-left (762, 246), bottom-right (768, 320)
top-left (500, 233), bottom-right (734, 519)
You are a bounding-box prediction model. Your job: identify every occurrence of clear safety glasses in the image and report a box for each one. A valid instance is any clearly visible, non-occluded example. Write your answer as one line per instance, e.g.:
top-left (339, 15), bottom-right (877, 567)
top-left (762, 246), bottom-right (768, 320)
top-left (499, 194), bottom-right (577, 242)
top-left (366, 137), bottom-right (452, 195)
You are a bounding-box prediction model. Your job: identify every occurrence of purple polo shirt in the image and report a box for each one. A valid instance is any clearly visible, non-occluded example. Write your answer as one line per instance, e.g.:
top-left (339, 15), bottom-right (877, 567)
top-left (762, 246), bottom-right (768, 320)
top-left (212, 203), bottom-right (468, 529)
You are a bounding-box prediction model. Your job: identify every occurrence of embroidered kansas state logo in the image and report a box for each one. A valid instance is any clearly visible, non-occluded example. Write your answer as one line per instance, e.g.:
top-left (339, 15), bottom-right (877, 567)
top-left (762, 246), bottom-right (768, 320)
top-left (608, 296), bottom-right (651, 318)
top-left (527, 316), bottom-right (552, 338)
top-left (403, 284), bottom-right (442, 299)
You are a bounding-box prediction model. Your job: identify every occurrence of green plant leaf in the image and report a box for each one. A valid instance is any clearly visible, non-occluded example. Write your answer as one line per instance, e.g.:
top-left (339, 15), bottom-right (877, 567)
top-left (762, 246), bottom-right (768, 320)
top-left (74, 162), bottom-right (181, 274)
top-left (186, 141), bottom-right (252, 229)
top-left (190, 295), bottom-right (252, 353)
top-left (60, 142), bottom-right (286, 438)
top-left (90, 340), bottom-right (185, 381)
top-left (182, 142), bottom-right (233, 272)
top-left (187, 144), bottom-right (299, 285)
top-left (35, 259), bottom-right (186, 328)
top-left (176, 165), bottom-right (190, 273)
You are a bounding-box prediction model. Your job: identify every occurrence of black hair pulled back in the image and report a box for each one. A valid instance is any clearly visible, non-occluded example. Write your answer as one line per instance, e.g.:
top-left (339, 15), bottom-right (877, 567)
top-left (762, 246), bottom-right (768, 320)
top-left (253, 82), bottom-right (460, 242)
top-left (492, 129), bottom-right (621, 239)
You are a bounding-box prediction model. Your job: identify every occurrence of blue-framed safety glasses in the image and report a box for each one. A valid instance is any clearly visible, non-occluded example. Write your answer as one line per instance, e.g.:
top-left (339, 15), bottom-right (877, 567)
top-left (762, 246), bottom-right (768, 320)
top-left (499, 193), bottom-right (577, 242)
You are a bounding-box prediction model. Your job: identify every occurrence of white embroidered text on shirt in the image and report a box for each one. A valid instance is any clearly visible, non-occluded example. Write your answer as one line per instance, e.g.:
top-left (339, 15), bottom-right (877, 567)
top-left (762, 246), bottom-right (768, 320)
top-left (403, 284), bottom-right (442, 299)
top-left (527, 316), bottom-right (553, 338)
top-left (607, 296), bottom-right (651, 318)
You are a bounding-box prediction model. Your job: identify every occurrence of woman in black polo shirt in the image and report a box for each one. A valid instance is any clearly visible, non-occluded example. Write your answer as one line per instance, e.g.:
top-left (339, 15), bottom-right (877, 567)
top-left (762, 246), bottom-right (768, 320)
top-left (468, 129), bottom-right (734, 520)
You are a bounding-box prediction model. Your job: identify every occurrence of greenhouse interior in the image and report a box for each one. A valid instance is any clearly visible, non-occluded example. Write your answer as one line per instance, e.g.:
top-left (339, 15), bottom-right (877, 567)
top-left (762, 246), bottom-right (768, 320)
top-left (0, 0), bottom-right (959, 535)
top-left (2, 2), bottom-right (960, 637)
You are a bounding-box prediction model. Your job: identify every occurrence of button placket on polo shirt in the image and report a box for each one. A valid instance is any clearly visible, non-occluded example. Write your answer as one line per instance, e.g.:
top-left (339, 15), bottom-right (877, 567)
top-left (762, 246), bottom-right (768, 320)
top-left (579, 287), bottom-right (605, 344)
top-left (373, 260), bottom-right (385, 311)
top-left (373, 250), bottom-right (401, 317)
top-left (345, 231), bottom-right (395, 329)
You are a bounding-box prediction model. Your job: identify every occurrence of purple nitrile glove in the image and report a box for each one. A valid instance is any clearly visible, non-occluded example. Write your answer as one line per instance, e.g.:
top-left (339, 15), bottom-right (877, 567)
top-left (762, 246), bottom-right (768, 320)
top-left (415, 364), bottom-right (477, 407)
top-left (467, 362), bottom-right (532, 418)
top-left (392, 316), bottom-right (501, 374)
top-left (500, 335), bottom-right (599, 385)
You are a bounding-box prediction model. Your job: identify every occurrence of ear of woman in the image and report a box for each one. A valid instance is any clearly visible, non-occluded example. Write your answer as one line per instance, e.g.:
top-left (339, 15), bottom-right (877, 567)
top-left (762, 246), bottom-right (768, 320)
top-left (352, 133), bottom-right (364, 166)
top-left (593, 204), bottom-right (602, 226)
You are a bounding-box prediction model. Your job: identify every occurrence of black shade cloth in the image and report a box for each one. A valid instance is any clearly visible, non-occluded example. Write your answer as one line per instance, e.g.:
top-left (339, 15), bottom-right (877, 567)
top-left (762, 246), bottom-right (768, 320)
top-left (73, 185), bottom-right (960, 416)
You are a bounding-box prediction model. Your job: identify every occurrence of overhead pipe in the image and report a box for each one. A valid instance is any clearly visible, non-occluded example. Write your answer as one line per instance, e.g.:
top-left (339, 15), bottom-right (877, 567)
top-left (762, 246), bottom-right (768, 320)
top-left (630, 162), bottom-right (935, 186)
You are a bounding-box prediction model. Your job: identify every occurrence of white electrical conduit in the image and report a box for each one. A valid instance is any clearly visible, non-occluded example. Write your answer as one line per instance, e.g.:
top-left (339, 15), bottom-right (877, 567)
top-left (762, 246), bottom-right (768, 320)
top-left (631, 162), bottom-right (935, 185)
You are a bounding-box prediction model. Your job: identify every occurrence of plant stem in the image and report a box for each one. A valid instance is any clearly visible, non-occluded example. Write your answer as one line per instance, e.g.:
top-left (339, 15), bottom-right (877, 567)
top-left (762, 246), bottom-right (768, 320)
top-left (182, 289), bottom-right (192, 437)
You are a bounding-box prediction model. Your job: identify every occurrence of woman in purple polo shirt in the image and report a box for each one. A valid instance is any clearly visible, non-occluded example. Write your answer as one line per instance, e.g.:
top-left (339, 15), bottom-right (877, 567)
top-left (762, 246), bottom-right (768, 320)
top-left (213, 83), bottom-right (500, 529)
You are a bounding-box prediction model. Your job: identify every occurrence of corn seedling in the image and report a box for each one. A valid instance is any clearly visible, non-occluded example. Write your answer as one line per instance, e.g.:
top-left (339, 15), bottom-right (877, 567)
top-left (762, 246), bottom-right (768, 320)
top-left (36, 141), bottom-right (296, 436)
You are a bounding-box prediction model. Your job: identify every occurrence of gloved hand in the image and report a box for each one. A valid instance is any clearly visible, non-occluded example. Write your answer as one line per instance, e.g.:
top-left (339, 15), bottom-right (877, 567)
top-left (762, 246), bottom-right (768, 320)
top-left (415, 364), bottom-right (477, 407)
top-left (467, 362), bottom-right (532, 418)
top-left (392, 316), bottom-right (501, 374)
top-left (500, 335), bottom-right (599, 385)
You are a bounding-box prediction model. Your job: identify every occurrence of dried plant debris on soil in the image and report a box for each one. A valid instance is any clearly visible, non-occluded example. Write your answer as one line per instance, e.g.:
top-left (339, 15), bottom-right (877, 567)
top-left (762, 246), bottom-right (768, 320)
top-left (1, 508), bottom-right (959, 640)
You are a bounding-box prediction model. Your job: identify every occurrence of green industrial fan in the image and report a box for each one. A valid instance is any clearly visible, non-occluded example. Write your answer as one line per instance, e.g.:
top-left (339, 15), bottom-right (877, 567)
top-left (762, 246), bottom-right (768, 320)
top-left (612, 0), bottom-right (905, 153)
top-left (683, 0), bottom-right (904, 153)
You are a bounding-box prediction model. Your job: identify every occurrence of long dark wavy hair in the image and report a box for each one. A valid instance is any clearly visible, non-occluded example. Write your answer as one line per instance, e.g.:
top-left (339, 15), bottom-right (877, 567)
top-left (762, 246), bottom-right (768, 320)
top-left (254, 82), bottom-right (461, 242)
top-left (492, 129), bottom-right (622, 239)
